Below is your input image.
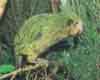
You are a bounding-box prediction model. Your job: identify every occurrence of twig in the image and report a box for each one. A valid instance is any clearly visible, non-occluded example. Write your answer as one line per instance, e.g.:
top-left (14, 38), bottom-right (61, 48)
top-left (0, 63), bottom-right (43, 80)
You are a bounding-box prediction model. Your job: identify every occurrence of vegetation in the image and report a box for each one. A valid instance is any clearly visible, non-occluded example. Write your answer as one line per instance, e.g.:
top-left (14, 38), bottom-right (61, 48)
top-left (0, 0), bottom-right (100, 80)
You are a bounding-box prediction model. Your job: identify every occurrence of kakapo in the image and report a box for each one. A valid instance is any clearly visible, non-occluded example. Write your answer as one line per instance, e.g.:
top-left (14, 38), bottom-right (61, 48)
top-left (14, 13), bottom-right (83, 65)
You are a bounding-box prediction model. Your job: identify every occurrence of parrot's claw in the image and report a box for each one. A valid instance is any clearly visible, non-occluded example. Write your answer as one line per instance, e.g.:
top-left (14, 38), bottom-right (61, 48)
top-left (35, 58), bottom-right (49, 68)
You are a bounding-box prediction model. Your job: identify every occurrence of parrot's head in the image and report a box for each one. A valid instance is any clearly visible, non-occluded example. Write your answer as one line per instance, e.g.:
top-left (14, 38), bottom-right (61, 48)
top-left (66, 17), bottom-right (83, 37)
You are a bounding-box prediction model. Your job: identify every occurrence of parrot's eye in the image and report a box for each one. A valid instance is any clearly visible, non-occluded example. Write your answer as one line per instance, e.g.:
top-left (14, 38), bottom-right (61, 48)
top-left (67, 19), bottom-right (74, 26)
top-left (72, 21), bottom-right (79, 26)
top-left (75, 22), bottom-right (79, 24)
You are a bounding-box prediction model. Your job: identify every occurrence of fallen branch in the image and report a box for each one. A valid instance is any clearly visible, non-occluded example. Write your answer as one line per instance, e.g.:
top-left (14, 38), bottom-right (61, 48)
top-left (0, 63), bottom-right (43, 80)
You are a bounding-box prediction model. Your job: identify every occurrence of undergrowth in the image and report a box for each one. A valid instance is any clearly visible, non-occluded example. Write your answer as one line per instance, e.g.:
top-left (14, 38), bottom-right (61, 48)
top-left (0, 0), bottom-right (100, 80)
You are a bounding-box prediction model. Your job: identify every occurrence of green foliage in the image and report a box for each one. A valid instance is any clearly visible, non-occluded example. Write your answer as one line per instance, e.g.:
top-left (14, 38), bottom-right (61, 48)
top-left (0, 0), bottom-right (100, 80)
top-left (47, 0), bottom-right (100, 80)
top-left (0, 0), bottom-right (51, 43)
top-left (46, 24), bottom-right (99, 80)
top-left (0, 45), bottom-right (14, 64)
top-left (0, 64), bottom-right (15, 74)
top-left (69, 28), bottom-right (99, 80)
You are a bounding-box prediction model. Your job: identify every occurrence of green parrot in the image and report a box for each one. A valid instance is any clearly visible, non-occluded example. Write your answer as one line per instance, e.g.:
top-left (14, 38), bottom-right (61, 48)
top-left (14, 13), bottom-right (83, 66)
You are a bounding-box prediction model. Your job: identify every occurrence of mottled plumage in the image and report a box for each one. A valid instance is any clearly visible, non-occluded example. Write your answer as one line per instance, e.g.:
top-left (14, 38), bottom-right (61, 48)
top-left (14, 13), bottom-right (83, 64)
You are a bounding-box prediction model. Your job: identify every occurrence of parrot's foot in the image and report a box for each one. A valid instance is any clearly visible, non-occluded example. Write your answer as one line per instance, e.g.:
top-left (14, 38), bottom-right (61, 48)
top-left (35, 58), bottom-right (49, 68)
top-left (27, 55), bottom-right (48, 68)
